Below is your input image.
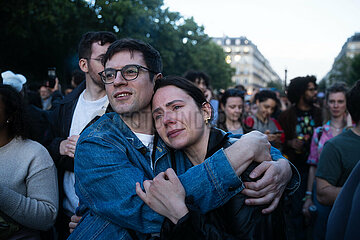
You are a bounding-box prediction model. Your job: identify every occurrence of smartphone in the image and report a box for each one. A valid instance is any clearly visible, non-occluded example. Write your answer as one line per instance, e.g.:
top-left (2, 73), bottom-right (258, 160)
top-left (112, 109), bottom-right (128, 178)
top-left (272, 130), bottom-right (284, 134)
top-left (47, 67), bottom-right (56, 88)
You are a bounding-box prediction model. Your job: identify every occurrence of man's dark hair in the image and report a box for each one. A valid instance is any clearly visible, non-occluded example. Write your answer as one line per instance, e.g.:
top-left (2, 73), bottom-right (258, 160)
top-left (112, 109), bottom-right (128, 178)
top-left (0, 84), bottom-right (28, 139)
top-left (102, 38), bottom-right (162, 81)
top-left (286, 75), bottom-right (317, 104)
top-left (346, 80), bottom-right (360, 124)
top-left (183, 70), bottom-right (210, 88)
top-left (325, 82), bottom-right (348, 102)
top-left (78, 31), bottom-right (117, 60)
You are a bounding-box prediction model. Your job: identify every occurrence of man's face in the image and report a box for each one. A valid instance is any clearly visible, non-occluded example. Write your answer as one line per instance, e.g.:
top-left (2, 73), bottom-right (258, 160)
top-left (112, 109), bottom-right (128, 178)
top-left (87, 42), bottom-right (111, 88)
top-left (105, 50), bottom-right (154, 115)
top-left (39, 86), bottom-right (51, 100)
top-left (303, 82), bottom-right (317, 105)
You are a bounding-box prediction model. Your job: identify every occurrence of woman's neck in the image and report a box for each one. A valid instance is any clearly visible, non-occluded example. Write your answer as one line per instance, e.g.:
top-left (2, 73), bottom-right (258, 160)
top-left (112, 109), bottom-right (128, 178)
top-left (330, 116), bottom-right (346, 136)
top-left (225, 118), bottom-right (241, 131)
top-left (256, 112), bottom-right (267, 123)
top-left (0, 131), bottom-right (13, 148)
top-left (183, 127), bottom-right (210, 166)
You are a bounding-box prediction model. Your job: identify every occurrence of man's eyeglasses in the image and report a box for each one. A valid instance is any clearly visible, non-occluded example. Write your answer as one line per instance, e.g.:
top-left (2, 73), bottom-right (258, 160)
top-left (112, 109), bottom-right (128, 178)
top-left (98, 65), bottom-right (156, 84)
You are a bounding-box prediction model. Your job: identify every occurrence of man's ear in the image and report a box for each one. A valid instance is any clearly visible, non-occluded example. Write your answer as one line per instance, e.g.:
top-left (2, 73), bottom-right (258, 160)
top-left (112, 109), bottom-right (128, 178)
top-left (153, 73), bottom-right (163, 83)
top-left (79, 58), bottom-right (89, 73)
top-left (202, 102), bottom-right (212, 120)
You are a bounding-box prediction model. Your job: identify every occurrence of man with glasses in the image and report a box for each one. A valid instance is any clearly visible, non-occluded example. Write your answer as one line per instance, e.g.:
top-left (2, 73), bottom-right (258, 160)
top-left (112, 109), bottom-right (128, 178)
top-left (278, 75), bottom-right (322, 240)
top-left (46, 31), bottom-right (116, 240)
top-left (69, 38), bottom-right (297, 239)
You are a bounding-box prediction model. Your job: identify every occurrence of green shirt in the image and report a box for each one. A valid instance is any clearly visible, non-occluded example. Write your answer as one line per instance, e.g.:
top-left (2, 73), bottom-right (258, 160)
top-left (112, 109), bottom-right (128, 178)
top-left (316, 129), bottom-right (360, 187)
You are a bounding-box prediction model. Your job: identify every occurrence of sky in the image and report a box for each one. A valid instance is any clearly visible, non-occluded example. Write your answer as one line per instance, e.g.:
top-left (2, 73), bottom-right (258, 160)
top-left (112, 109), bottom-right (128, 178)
top-left (163, 0), bottom-right (360, 82)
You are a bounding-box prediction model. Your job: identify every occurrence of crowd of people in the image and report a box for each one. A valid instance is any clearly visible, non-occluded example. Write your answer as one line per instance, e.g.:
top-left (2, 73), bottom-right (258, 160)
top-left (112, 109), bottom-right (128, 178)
top-left (1, 31), bottom-right (359, 240)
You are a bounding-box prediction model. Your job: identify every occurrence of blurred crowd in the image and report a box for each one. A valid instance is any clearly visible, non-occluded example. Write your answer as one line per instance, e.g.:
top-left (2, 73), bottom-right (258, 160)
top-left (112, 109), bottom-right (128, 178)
top-left (1, 31), bottom-right (359, 240)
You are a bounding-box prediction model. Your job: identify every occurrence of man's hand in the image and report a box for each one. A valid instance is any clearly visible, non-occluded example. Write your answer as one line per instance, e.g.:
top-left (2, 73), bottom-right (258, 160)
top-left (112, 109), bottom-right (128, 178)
top-left (288, 138), bottom-right (304, 151)
top-left (225, 131), bottom-right (272, 176)
top-left (59, 135), bottom-right (80, 158)
top-left (136, 168), bottom-right (189, 224)
top-left (69, 215), bottom-right (82, 233)
top-left (241, 158), bottom-right (292, 214)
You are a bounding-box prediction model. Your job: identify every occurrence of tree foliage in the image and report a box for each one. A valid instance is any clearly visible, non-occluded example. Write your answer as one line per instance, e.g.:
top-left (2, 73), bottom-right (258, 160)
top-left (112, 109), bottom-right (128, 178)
top-left (325, 54), bottom-right (360, 88)
top-left (0, 0), bottom-right (232, 89)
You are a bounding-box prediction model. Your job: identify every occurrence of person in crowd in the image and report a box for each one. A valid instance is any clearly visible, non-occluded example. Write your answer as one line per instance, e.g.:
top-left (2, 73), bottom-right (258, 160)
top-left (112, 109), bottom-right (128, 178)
top-left (316, 79), bottom-right (360, 235)
top-left (326, 158), bottom-right (360, 240)
top-left (39, 84), bottom-right (53, 110)
top-left (0, 84), bottom-right (58, 239)
top-left (136, 76), bottom-right (288, 239)
top-left (302, 82), bottom-right (349, 239)
top-left (183, 70), bottom-right (219, 124)
top-left (217, 88), bottom-right (249, 134)
top-left (244, 90), bottom-right (284, 149)
top-left (278, 75), bottom-right (322, 240)
top-left (64, 70), bottom-right (86, 95)
top-left (68, 38), bottom-right (296, 239)
top-left (46, 31), bottom-right (116, 240)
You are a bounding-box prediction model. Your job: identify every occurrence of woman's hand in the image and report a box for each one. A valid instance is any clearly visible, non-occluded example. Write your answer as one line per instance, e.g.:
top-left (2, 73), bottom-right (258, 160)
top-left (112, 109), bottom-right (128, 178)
top-left (302, 198), bottom-right (313, 219)
top-left (69, 215), bottom-right (82, 233)
top-left (136, 168), bottom-right (189, 224)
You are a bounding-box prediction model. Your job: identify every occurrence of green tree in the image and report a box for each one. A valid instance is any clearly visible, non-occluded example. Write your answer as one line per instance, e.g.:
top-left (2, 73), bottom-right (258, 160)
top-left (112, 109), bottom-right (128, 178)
top-left (1, 0), bottom-right (234, 90)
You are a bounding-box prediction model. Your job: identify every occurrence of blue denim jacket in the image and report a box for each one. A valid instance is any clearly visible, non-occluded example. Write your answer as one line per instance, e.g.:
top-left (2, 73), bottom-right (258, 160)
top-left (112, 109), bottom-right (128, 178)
top-left (69, 112), bottom-right (292, 239)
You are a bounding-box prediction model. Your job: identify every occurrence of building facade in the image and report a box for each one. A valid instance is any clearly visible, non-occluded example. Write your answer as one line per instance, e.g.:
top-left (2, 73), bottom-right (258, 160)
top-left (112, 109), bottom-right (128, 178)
top-left (323, 32), bottom-right (360, 85)
top-left (212, 36), bottom-right (281, 92)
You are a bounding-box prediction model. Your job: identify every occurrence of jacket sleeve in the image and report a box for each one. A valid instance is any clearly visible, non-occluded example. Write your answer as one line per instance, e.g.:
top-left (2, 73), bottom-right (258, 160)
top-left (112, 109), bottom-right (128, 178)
top-left (0, 150), bottom-right (58, 231)
top-left (74, 135), bottom-right (164, 234)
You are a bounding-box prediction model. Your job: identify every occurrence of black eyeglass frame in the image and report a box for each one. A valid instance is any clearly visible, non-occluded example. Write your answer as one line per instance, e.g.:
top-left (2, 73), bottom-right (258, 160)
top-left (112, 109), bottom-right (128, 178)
top-left (98, 64), bottom-right (157, 84)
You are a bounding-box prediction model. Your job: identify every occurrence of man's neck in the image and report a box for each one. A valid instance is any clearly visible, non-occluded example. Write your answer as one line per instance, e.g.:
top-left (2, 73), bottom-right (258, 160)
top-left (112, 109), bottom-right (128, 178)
top-left (121, 107), bottom-right (154, 135)
top-left (297, 98), bottom-right (311, 111)
top-left (0, 131), bottom-right (13, 148)
top-left (83, 79), bottom-right (106, 101)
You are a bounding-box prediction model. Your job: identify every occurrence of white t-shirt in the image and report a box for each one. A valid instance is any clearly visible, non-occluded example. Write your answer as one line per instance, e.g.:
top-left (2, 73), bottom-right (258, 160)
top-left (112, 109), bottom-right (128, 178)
top-left (135, 132), bottom-right (155, 169)
top-left (63, 90), bottom-right (108, 214)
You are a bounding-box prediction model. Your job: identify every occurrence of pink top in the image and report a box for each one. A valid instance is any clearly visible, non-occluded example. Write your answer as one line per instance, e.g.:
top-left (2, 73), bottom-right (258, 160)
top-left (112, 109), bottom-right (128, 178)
top-left (307, 121), bottom-right (346, 166)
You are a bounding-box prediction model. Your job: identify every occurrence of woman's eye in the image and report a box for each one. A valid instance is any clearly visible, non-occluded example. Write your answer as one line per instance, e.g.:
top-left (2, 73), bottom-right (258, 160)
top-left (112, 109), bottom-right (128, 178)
top-left (154, 114), bottom-right (163, 120)
top-left (173, 105), bottom-right (182, 110)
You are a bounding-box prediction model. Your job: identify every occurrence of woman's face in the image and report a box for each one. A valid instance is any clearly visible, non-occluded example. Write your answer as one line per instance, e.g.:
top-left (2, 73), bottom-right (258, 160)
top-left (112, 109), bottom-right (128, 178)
top-left (327, 92), bottom-right (346, 118)
top-left (152, 86), bottom-right (210, 150)
top-left (256, 98), bottom-right (276, 120)
top-left (223, 97), bottom-right (243, 122)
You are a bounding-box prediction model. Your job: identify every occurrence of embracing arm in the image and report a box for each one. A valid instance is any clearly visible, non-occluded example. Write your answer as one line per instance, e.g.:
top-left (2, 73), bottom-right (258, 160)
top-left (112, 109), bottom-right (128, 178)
top-left (74, 136), bottom-right (163, 233)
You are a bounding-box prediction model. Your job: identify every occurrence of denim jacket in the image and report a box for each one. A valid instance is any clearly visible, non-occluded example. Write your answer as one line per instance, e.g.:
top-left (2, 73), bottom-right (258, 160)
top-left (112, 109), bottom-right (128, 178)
top-left (69, 112), bottom-right (295, 239)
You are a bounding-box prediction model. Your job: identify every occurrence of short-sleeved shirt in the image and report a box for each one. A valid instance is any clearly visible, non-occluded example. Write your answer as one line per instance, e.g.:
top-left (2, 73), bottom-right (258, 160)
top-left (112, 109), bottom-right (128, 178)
top-left (316, 129), bottom-right (360, 187)
top-left (307, 121), bottom-right (347, 166)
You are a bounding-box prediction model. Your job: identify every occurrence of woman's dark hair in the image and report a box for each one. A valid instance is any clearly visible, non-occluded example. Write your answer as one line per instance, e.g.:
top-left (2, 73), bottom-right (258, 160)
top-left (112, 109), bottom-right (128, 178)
top-left (220, 88), bottom-right (244, 106)
top-left (153, 76), bottom-right (207, 110)
top-left (254, 89), bottom-right (279, 113)
top-left (183, 70), bottom-right (210, 88)
top-left (325, 82), bottom-right (348, 102)
top-left (0, 84), bottom-right (28, 139)
top-left (287, 75), bottom-right (317, 104)
top-left (346, 80), bottom-right (360, 124)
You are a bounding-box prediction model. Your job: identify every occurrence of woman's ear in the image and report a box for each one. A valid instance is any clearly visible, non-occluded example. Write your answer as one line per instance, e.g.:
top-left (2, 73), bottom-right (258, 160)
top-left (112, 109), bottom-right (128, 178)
top-left (202, 102), bottom-right (212, 121)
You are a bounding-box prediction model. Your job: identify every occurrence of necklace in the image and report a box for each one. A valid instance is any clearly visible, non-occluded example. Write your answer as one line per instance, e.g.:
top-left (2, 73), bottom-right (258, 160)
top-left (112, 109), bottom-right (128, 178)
top-left (330, 123), bottom-right (345, 132)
